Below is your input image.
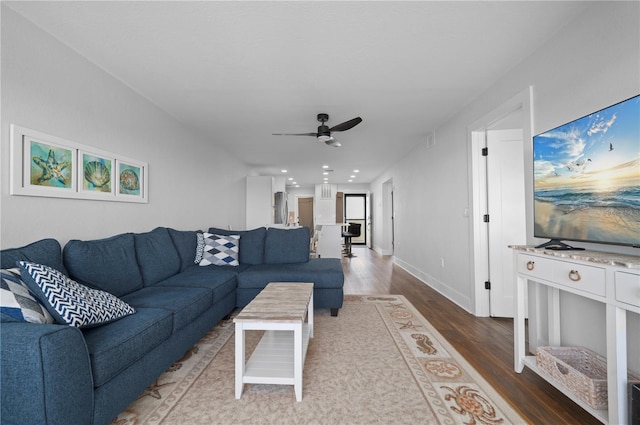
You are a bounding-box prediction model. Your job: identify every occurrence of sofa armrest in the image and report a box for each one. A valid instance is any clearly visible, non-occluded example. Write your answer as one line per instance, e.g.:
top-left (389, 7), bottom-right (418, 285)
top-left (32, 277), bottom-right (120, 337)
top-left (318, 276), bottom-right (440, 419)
top-left (1, 322), bottom-right (94, 425)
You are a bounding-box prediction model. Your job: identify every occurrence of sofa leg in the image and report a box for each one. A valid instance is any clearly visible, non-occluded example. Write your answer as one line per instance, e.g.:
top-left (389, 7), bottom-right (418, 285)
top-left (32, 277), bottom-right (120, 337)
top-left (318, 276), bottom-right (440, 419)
top-left (330, 308), bottom-right (339, 317)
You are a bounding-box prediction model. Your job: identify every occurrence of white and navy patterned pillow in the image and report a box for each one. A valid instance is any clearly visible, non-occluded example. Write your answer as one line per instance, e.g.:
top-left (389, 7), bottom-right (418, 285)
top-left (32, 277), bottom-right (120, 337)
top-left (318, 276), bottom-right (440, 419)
top-left (18, 261), bottom-right (136, 328)
top-left (0, 268), bottom-right (54, 324)
top-left (194, 232), bottom-right (206, 264)
top-left (197, 233), bottom-right (240, 266)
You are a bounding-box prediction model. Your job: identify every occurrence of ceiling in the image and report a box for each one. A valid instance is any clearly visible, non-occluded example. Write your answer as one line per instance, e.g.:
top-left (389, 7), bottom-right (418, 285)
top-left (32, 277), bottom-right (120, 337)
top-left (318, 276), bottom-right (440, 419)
top-left (5, 1), bottom-right (591, 187)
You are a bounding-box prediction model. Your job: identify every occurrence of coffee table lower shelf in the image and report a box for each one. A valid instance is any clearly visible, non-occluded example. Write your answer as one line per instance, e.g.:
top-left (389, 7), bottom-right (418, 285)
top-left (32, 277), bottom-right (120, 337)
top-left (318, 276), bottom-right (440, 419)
top-left (243, 326), bottom-right (311, 385)
top-left (235, 323), bottom-right (311, 401)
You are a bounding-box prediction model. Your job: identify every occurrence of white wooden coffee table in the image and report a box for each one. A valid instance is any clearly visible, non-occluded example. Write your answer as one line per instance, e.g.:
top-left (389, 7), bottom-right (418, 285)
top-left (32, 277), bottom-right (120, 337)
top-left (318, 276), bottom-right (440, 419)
top-left (234, 282), bottom-right (314, 402)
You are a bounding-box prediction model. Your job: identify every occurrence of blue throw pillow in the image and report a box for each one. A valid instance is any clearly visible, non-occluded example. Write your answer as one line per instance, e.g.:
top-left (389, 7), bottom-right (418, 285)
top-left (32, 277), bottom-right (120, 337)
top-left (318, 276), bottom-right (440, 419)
top-left (18, 261), bottom-right (135, 328)
top-left (0, 268), bottom-right (54, 324)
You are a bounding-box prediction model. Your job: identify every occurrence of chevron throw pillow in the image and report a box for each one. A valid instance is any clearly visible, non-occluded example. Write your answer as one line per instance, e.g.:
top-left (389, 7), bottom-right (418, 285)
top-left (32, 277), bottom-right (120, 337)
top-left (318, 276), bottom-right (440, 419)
top-left (0, 268), bottom-right (54, 324)
top-left (197, 233), bottom-right (240, 266)
top-left (18, 261), bottom-right (136, 328)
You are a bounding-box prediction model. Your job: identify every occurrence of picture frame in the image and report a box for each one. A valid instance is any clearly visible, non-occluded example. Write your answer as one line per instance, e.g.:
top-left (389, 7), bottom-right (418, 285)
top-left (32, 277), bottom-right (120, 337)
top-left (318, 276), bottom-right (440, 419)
top-left (10, 124), bottom-right (148, 203)
top-left (11, 126), bottom-right (77, 198)
top-left (115, 158), bottom-right (148, 201)
top-left (78, 150), bottom-right (115, 198)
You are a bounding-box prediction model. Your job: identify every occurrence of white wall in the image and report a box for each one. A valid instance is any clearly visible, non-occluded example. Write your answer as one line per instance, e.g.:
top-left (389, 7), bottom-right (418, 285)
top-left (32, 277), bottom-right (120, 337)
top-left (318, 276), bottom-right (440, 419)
top-left (1, 6), bottom-right (248, 248)
top-left (370, 2), bottom-right (639, 368)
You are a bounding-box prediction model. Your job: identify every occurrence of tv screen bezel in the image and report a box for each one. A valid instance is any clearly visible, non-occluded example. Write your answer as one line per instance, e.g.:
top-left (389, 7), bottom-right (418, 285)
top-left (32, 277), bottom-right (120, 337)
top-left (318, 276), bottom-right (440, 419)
top-left (532, 94), bottom-right (640, 249)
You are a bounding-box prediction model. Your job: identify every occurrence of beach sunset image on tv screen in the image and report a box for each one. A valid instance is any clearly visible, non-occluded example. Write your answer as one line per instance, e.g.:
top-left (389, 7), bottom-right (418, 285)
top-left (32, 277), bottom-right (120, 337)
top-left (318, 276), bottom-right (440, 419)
top-left (533, 95), bottom-right (640, 247)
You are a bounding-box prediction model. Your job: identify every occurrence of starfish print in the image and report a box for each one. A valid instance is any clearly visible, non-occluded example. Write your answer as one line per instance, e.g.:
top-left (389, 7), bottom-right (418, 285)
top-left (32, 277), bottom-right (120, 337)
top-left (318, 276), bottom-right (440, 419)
top-left (388, 302), bottom-right (406, 310)
top-left (32, 149), bottom-right (71, 185)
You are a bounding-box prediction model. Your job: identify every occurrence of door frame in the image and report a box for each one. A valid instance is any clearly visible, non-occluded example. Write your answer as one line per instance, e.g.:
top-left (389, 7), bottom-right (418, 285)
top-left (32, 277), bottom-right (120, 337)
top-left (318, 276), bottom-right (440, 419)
top-left (468, 86), bottom-right (533, 317)
top-left (381, 178), bottom-right (394, 255)
top-left (344, 193), bottom-right (367, 245)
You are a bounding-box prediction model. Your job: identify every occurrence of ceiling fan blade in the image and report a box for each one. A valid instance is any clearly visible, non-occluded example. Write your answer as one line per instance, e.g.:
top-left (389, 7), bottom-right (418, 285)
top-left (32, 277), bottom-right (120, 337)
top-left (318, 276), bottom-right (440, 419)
top-left (329, 117), bottom-right (362, 132)
top-left (272, 132), bottom-right (318, 136)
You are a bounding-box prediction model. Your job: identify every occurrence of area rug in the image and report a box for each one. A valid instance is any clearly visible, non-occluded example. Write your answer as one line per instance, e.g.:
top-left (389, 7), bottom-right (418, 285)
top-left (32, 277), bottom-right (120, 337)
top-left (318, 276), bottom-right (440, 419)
top-left (111, 295), bottom-right (525, 425)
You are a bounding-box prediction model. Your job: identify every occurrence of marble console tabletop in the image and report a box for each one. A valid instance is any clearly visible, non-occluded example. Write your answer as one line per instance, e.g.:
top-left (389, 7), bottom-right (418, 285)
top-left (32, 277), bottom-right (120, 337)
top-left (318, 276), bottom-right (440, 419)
top-left (510, 245), bottom-right (640, 269)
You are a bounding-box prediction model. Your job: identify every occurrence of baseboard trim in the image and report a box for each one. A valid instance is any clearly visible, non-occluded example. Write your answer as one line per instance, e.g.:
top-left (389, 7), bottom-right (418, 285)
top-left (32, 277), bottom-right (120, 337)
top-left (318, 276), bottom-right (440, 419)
top-left (393, 257), bottom-right (474, 315)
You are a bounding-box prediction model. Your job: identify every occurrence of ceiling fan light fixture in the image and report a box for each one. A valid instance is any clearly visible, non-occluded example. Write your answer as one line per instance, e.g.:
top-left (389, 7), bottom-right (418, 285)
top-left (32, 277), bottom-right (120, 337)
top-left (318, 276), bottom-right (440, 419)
top-left (325, 138), bottom-right (342, 148)
top-left (319, 135), bottom-right (341, 147)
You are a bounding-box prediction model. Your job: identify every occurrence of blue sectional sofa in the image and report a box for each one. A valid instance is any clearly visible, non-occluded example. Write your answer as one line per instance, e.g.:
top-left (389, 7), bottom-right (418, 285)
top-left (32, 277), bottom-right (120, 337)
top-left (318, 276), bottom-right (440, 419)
top-left (0, 226), bottom-right (343, 425)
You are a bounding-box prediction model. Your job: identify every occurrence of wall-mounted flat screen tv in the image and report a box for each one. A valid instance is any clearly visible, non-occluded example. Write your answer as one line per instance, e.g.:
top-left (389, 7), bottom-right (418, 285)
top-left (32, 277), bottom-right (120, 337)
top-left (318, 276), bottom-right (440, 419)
top-left (533, 94), bottom-right (640, 249)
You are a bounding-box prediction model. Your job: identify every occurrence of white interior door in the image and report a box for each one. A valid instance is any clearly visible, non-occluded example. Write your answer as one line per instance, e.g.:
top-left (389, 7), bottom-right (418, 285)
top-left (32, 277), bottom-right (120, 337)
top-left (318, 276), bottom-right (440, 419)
top-left (487, 129), bottom-right (527, 317)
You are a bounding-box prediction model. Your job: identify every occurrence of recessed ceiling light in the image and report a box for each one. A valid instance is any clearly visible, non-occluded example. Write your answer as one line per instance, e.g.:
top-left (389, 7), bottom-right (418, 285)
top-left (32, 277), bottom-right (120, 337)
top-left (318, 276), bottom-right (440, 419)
top-left (348, 180), bottom-right (353, 183)
top-left (323, 172), bottom-right (329, 175)
top-left (281, 169), bottom-right (287, 173)
top-left (295, 185), bottom-right (300, 188)
top-left (292, 181), bottom-right (297, 185)
top-left (322, 165), bottom-right (329, 169)
top-left (350, 175), bottom-right (356, 178)
top-left (288, 177), bottom-right (293, 181)
top-left (323, 177), bottom-right (329, 181)
top-left (354, 169), bottom-right (360, 173)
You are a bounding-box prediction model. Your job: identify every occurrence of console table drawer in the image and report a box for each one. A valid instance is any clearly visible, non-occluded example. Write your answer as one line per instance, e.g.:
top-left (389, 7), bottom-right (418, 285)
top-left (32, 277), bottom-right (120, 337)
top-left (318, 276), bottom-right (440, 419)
top-left (615, 271), bottom-right (640, 308)
top-left (517, 254), bottom-right (553, 281)
top-left (553, 262), bottom-right (605, 296)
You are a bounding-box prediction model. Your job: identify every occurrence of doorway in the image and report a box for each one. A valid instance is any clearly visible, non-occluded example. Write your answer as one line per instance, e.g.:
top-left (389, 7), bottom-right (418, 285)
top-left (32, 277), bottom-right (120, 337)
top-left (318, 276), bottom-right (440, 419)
top-left (297, 197), bottom-right (314, 233)
top-left (344, 194), bottom-right (366, 245)
top-left (470, 87), bottom-right (532, 317)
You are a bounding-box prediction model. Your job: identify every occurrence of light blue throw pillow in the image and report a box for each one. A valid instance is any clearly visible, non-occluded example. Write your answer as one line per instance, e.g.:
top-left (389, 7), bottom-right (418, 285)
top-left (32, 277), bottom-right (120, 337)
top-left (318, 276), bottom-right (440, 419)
top-left (18, 261), bottom-right (135, 328)
top-left (196, 233), bottom-right (240, 266)
top-left (0, 267), bottom-right (54, 324)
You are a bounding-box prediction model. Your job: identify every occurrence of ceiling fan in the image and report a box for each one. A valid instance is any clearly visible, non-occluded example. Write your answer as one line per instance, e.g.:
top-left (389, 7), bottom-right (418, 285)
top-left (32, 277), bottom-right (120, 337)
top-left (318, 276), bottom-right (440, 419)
top-left (273, 113), bottom-right (362, 147)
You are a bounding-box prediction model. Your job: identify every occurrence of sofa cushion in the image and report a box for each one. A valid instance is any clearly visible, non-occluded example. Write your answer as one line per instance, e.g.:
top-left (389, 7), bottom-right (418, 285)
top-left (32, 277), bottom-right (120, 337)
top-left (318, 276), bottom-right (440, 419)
top-left (18, 262), bottom-right (136, 328)
top-left (63, 233), bottom-right (143, 297)
top-left (122, 286), bottom-right (212, 332)
top-left (134, 227), bottom-right (181, 285)
top-left (208, 227), bottom-right (266, 265)
top-left (156, 265), bottom-right (241, 302)
top-left (1, 238), bottom-right (67, 276)
top-left (82, 307), bottom-right (173, 387)
top-left (264, 227), bottom-right (310, 264)
top-left (237, 258), bottom-right (344, 289)
top-left (196, 233), bottom-right (240, 266)
top-left (0, 268), bottom-right (54, 324)
top-left (167, 228), bottom-right (200, 271)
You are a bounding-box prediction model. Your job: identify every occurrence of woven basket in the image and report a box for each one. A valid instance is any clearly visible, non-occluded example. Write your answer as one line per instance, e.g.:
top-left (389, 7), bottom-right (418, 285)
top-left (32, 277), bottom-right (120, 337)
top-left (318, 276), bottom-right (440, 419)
top-left (536, 346), bottom-right (609, 409)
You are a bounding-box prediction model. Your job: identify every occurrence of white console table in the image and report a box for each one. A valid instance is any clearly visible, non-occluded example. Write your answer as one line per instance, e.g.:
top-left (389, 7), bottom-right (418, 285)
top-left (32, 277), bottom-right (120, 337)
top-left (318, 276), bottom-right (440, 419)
top-left (512, 246), bottom-right (640, 424)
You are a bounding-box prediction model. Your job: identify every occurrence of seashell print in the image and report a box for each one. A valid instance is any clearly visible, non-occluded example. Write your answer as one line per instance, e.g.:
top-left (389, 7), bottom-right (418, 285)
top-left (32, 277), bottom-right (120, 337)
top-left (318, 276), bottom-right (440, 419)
top-left (119, 169), bottom-right (140, 191)
top-left (84, 161), bottom-right (111, 188)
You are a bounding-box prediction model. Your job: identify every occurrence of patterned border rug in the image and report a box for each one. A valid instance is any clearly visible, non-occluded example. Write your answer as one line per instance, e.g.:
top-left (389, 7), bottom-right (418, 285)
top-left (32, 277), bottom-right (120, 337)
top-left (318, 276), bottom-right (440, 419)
top-left (111, 295), bottom-right (525, 425)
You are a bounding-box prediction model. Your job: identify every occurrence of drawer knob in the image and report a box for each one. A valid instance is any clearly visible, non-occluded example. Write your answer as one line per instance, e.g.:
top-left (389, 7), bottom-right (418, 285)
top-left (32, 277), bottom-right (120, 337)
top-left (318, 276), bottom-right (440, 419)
top-left (568, 270), bottom-right (581, 282)
top-left (526, 261), bottom-right (535, 271)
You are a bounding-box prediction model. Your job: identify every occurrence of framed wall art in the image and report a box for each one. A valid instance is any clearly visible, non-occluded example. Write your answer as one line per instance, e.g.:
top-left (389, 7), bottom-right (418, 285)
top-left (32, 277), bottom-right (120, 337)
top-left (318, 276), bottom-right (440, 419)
top-left (10, 124), bottom-right (148, 203)
top-left (116, 158), bottom-right (147, 201)
top-left (78, 150), bottom-right (115, 198)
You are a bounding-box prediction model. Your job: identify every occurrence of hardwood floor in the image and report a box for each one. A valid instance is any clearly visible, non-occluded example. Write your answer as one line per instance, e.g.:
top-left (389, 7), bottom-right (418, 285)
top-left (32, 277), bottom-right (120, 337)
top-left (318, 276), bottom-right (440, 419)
top-left (341, 246), bottom-right (600, 425)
